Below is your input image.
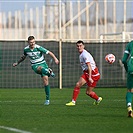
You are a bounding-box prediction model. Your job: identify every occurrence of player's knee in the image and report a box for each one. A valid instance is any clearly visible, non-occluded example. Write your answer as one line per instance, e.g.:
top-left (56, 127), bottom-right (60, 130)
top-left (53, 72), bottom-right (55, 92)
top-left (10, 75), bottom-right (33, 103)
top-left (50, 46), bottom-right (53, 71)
top-left (131, 88), bottom-right (133, 93)
top-left (37, 66), bottom-right (42, 73)
top-left (42, 76), bottom-right (49, 86)
top-left (86, 90), bottom-right (91, 95)
top-left (86, 91), bottom-right (89, 95)
top-left (128, 88), bottom-right (133, 93)
top-left (76, 82), bottom-right (81, 88)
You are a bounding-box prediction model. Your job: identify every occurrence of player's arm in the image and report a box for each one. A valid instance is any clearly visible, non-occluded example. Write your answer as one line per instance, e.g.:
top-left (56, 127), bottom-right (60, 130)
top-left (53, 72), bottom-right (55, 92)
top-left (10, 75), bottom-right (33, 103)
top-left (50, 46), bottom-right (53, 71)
top-left (13, 55), bottom-right (26, 67)
top-left (86, 62), bottom-right (93, 83)
top-left (48, 51), bottom-right (59, 64)
top-left (38, 46), bottom-right (59, 64)
top-left (122, 42), bottom-right (130, 72)
top-left (122, 53), bottom-right (129, 72)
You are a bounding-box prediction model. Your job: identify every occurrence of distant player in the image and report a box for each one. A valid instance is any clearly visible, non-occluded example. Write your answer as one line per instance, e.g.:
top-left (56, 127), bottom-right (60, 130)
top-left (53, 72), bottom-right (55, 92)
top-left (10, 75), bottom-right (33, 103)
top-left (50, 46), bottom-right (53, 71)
top-left (13, 36), bottom-right (59, 105)
top-left (66, 40), bottom-right (102, 106)
top-left (122, 40), bottom-right (133, 117)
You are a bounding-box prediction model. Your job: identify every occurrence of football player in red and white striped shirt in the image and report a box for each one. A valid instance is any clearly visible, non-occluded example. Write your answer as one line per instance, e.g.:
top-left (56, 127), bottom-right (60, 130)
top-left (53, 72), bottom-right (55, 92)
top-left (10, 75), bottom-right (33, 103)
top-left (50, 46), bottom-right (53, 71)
top-left (66, 40), bottom-right (102, 106)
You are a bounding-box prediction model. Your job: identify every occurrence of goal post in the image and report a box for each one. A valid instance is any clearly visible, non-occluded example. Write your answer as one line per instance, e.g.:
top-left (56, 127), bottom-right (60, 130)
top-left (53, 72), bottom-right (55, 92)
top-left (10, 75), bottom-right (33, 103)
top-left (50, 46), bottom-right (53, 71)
top-left (0, 40), bottom-right (128, 88)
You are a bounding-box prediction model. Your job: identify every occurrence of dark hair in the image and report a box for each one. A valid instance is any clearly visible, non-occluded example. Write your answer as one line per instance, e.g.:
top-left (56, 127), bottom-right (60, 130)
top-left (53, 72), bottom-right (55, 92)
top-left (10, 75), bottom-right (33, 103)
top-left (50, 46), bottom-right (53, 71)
top-left (76, 40), bottom-right (84, 45)
top-left (28, 36), bottom-right (35, 41)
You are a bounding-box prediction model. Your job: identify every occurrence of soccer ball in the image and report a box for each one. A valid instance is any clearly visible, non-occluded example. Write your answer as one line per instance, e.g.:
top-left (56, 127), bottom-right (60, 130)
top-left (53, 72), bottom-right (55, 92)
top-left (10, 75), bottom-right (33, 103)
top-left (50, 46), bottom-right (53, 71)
top-left (105, 54), bottom-right (115, 64)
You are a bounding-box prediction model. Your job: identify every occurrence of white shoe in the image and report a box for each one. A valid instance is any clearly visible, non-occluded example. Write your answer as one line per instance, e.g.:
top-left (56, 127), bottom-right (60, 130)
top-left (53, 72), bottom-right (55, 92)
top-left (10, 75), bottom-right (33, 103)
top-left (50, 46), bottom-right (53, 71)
top-left (44, 100), bottom-right (50, 105)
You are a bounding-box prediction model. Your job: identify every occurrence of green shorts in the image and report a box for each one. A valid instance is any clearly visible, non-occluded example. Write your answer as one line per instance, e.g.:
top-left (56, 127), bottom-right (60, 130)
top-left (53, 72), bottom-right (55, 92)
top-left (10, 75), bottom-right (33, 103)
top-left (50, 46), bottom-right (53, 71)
top-left (127, 73), bottom-right (133, 89)
top-left (32, 62), bottom-right (49, 77)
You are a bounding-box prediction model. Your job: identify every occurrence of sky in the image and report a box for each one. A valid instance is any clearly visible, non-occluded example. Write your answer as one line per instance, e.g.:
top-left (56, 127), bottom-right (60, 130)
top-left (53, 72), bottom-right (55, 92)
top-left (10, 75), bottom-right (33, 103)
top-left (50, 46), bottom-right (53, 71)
top-left (0, 0), bottom-right (132, 12)
top-left (0, 0), bottom-right (45, 12)
top-left (0, 0), bottom-right (132, 22)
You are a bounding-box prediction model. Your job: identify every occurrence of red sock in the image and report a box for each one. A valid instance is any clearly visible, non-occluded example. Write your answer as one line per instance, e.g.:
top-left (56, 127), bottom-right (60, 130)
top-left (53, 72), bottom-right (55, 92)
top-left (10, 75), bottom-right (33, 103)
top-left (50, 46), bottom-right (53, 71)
top-left (72, 87), bottom-right (80, 101)
top-left (88, 91), bottom-right (99, 100)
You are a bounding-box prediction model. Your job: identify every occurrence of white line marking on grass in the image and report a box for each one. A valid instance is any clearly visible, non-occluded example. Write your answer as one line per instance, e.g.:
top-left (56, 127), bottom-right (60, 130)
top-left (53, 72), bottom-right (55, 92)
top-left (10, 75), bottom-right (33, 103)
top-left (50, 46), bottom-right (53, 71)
top-left (0, 101), bottom-right (12, 103)
top-left (0, 126), bottom-right (32, 133)
top-left (0, 99), bottom-right (125, 103)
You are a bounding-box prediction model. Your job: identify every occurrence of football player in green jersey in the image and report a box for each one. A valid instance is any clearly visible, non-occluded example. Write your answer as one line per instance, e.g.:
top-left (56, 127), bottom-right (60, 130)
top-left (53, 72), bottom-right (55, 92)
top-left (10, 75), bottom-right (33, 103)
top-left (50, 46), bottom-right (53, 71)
top-left (13, 36), bottom-right (59, 105)
top-left (122, 40), bottom-right (133, 117)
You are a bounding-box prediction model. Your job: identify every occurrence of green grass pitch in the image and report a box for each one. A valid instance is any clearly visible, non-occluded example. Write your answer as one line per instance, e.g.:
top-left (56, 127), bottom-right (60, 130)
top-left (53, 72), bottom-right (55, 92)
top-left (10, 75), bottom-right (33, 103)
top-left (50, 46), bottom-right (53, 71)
top-left (0, 88), bottom-right (133, 133)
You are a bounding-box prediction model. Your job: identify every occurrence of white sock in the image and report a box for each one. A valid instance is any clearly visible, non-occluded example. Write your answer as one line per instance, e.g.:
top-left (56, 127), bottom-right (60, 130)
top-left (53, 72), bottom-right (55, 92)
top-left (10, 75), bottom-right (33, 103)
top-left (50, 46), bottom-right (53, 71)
top-left (127, 102), bottom-right (131, 107)
top-left (72, 100), bottom-right (75, 103)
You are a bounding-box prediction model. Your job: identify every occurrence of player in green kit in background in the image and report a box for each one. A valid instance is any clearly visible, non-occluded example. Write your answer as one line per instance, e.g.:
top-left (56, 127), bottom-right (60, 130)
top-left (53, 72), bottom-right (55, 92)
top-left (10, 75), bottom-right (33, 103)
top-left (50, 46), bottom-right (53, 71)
top-left (13, 36), bottom-right (59, 105)
top-left (122, 40), bottom-right (133, 117)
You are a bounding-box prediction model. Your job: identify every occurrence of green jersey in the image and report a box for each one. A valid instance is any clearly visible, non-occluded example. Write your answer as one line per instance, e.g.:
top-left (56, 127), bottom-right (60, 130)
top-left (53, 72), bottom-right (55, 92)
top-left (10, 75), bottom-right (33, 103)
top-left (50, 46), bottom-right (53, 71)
top-left (24, 44), bottom-right (49, 66)
top-left (122, 41), bottom-right (133, 74)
